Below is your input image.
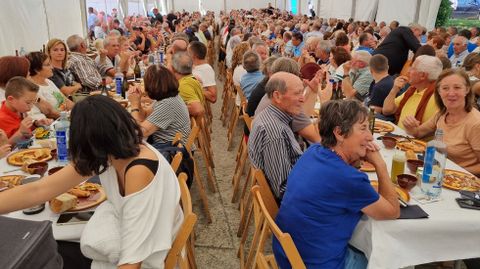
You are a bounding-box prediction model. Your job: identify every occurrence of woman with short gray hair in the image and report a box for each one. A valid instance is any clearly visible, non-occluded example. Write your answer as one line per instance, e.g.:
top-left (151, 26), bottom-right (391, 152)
top-left (274, 99), bottom-right (399, 269)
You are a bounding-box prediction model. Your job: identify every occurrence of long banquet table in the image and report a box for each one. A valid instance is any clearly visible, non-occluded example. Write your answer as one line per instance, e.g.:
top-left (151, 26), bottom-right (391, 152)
top-left (0, 141), bottom-right (87, 242)
top-left (349, 121), bottom-right (480, 269)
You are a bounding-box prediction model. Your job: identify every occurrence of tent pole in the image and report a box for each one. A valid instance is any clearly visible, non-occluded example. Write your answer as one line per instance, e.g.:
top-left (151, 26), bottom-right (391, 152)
top-left (414, 0), bottom-right (421, 23)
top-left (351, 0), bottom-right (357, 19)
top-left (42, 0), bottom-right (51, 40)
top-left (316, 0), bottom-right (321, 18)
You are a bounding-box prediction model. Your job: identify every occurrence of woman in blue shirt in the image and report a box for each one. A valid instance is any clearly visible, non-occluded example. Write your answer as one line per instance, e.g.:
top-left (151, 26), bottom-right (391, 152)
top-left (273, 99), bottom-right (400, 269)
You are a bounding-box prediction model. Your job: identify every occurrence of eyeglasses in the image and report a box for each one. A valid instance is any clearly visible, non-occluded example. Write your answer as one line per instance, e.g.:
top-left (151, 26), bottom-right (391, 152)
top-left (23, 97), bottom-right (40, 106)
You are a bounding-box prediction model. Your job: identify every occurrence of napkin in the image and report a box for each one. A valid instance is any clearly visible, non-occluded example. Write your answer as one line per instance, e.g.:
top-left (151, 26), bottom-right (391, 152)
top-left (398, 205), bottom-right (429, 219)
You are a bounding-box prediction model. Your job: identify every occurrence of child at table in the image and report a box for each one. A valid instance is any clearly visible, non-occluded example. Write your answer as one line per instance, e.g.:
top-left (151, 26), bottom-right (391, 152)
top-left (0, 77), bottom-right (51, 145)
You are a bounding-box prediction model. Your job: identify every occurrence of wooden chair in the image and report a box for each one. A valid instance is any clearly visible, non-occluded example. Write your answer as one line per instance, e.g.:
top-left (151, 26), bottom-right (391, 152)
top-left (251, 185), bottom-right (306, 269)
top-left (192, 117), bottom-right (216, 192)
top-left (226, 85), bottom-right (247, 150)
top-left (238, 170), bottom-right (279, 269)
top-left (165, 173), bottom-right (197, 269)
top-left (170, 152), bottom-right (183, 173)
top-left (177, 173), bottom-right (198, 269)
top-left (220, 70), bottom-right (234, 125)
top-left (185, 122), bottom-right (213, 223)
top-left (231, 104), bottom-right (253, 203)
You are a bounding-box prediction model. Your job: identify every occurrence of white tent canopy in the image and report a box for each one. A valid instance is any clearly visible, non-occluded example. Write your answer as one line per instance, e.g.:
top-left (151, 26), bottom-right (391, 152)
top-left (0, 0), bottom-right (442, 56)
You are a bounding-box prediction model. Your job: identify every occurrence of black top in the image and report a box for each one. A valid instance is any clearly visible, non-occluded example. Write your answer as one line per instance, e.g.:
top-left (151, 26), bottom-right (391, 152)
top-left (373, 26), bottom-right (421, 76)
top-left (51, 67), bottom-right (76, 90)
top-left (120, 158), bottom-right (159, 196)
top-left (134, 36), bottom-right (151, 55)
top-left (367, 75), bottom-right (394, 107)
top-left (125, 158), bottom-right (159, 176)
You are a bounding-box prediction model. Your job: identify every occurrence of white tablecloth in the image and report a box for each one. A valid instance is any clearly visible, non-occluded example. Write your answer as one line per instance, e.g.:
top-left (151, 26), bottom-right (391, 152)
top-left (1, 142), bottom-right (85, 241)
top-left (350, 121), bottom-right (480, 269)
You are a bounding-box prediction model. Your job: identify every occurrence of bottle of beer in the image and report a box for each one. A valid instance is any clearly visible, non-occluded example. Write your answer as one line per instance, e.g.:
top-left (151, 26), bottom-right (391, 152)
top-left (121, 72), bottom-right (128, 99)
top-left (134, 61), bottom-right (141, 80)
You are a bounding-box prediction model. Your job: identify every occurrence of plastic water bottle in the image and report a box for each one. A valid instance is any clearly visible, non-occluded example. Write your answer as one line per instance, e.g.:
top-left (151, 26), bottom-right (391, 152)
top-left (19, 47), bottom-right (26, 56)
top-left (55, 112), bottom-right (70, 165)
top-left (114, 67), bottom-right (123, 96)
top-left (138, 61), bottom-right (145, 78)
top-left (421, 129), bottom-right (447, 199)
top-left (159, 51), bottom-right (164, 65)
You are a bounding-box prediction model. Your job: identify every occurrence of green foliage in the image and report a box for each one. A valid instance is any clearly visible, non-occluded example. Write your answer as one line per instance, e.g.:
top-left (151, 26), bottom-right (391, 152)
top-left (435, 0), bottom-right (453, 27)
top-left (445, 19), bottom-right (480, 28)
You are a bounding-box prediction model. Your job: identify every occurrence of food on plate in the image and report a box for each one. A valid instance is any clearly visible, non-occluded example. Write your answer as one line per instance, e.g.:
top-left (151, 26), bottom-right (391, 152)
top-left (442, 170), bottom-right (480, 192)
top-left (7, 148), bottom-right (52, 166)
top-left (68, 188), bottom-right (91, 198)
top-left (50, 193), bottom-right (78, 213)
top-left (373, 121), bottom-right (394, 133)
top-left (0, 181), bottom-right (9, 191)
top-left (395, 186), bottom-right (410, 202)
top-left (396, 139), bottom-right (426, 153)
top-left (0, 175), bottom-right (25, 186)
top-left (78, 182), bottom-right (100, 191)
top-left (405, 150), bottom-right (417, 160)
top-left (360, 161), bottom-right (375, 172)
top-left (34, 127), bottom-right (50, 139)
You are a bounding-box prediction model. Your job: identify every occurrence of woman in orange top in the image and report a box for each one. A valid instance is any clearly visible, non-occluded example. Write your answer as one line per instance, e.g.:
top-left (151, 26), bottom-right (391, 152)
top-left (403, 69), bottom-right (480, 176)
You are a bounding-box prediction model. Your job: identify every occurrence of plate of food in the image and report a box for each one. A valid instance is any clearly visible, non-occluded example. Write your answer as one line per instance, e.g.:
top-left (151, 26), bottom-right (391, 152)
top-left (7, 148), bottom-right (53, 166)
top-left (442, 169), bottom-right (480, 192)
top-left (373, 121), bottom-right (394, 133)
top-left (0, 175), bottom-right (25, 191)
top-left (396, 139), bottom-right (427, 153)
top-left (50, 183), bottom-right (106, 213)
top-left (34, 126), bottom-right (50, 139)
top-left (360, 161), bottom-right (375, 172)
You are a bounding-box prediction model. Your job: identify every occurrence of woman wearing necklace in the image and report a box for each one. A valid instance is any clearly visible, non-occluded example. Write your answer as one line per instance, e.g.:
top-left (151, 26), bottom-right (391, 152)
top-left (403, 69), bottom-right (480, 177)
top-left (46, 38), bottom-right (83, 96)
top-left (26, 51), bottom-right (74, 119)
top-left (273, 99), bottom-right (399, 269)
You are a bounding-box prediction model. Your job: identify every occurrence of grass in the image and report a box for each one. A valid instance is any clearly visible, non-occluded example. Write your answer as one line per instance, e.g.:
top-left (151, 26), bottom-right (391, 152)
top-left (444, 18), bottom-right (480, 28)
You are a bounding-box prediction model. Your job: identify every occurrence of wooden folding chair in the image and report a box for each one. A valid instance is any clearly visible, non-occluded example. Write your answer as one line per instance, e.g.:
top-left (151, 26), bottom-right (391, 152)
top-left (170, 152), bottom-right (183, 173)
top-left (164, 212), bottom-right (197, 269)
top-left (177, 173), bottom-right (198, 269)
top-left (226, 85), bottom-right (248, 150)
top-left (193, 116), bottom-right (216, 188)
top-left (231, 104), bottom-right (253, 203)
top-left (238, 170), bottom-right (279, 269)
top-left (251, 186), bottom-right (306, 269)
top-left (220, 70), bottom-right (234, 125)
top-left (185, 122), bottom-right (213, 223)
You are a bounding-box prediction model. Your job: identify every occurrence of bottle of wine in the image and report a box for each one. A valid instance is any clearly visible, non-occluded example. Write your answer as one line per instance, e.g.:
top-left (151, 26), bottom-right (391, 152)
top-left (100, 77), bottom-right (108, 96)
top-left (121, 72), bottom-right (128, 99)
top-left (134, 61), bottom-right (141, 80)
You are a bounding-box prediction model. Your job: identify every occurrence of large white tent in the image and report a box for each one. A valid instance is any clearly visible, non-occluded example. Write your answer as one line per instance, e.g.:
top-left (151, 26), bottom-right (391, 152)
top-left (0, 0), bottom-right (441, 56)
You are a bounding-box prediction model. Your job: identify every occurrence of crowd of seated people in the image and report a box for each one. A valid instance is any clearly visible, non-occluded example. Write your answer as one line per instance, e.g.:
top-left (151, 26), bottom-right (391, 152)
top-left (0, 5), bottom-right (479, 269)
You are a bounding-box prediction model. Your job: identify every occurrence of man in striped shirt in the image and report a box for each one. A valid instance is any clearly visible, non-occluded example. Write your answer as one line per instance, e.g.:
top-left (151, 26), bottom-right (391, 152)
top-left (66, 35), bottom-right (103, 92)
top-left (248, 72), bottom-right (304, 202)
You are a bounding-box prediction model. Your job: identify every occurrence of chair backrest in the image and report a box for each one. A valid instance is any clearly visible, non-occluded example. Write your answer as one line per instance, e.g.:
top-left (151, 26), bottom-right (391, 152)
top-left (164, 212), bottom-right (197, 269)
top-left (235, 85), bottom-right (247, 106)
top-left (172, 132), bottom-right (183, 146)
top-left (186, 119), bottom-right (200, 155)
top-left (253, 169), bottom-right (279, 219)
top-left (170, 151), bottom-right (183, 174)
top-left (242, 103), bottom-right (253, 132)
top-left (177, 172), bottom-right (192, 215)
top-left (251, 186), bottom-right (306, 269)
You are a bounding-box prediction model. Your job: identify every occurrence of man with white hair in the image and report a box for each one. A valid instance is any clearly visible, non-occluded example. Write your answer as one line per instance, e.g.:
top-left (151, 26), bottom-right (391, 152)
top-left (382, 55), bottom-right (441, 129)
top-left (94, 36), bottom-right (124, 78)
top-left (449, 36), bottom-right (469, 67)
top-left (341, 50), bottom-right (374, 101)
top-left (66, 34), bottom-right (103, 91)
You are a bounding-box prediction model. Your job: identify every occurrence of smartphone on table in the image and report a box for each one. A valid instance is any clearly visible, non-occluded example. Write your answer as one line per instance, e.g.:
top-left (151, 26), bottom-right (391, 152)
top-left (56, 211), bottom-right (94, 225)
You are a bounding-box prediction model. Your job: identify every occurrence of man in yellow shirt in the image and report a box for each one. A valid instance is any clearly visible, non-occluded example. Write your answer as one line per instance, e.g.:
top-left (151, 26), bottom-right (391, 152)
top-left (170, 52), bottom-right (205, 117)
top-left (382, 55), bottom-right (442, 129)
